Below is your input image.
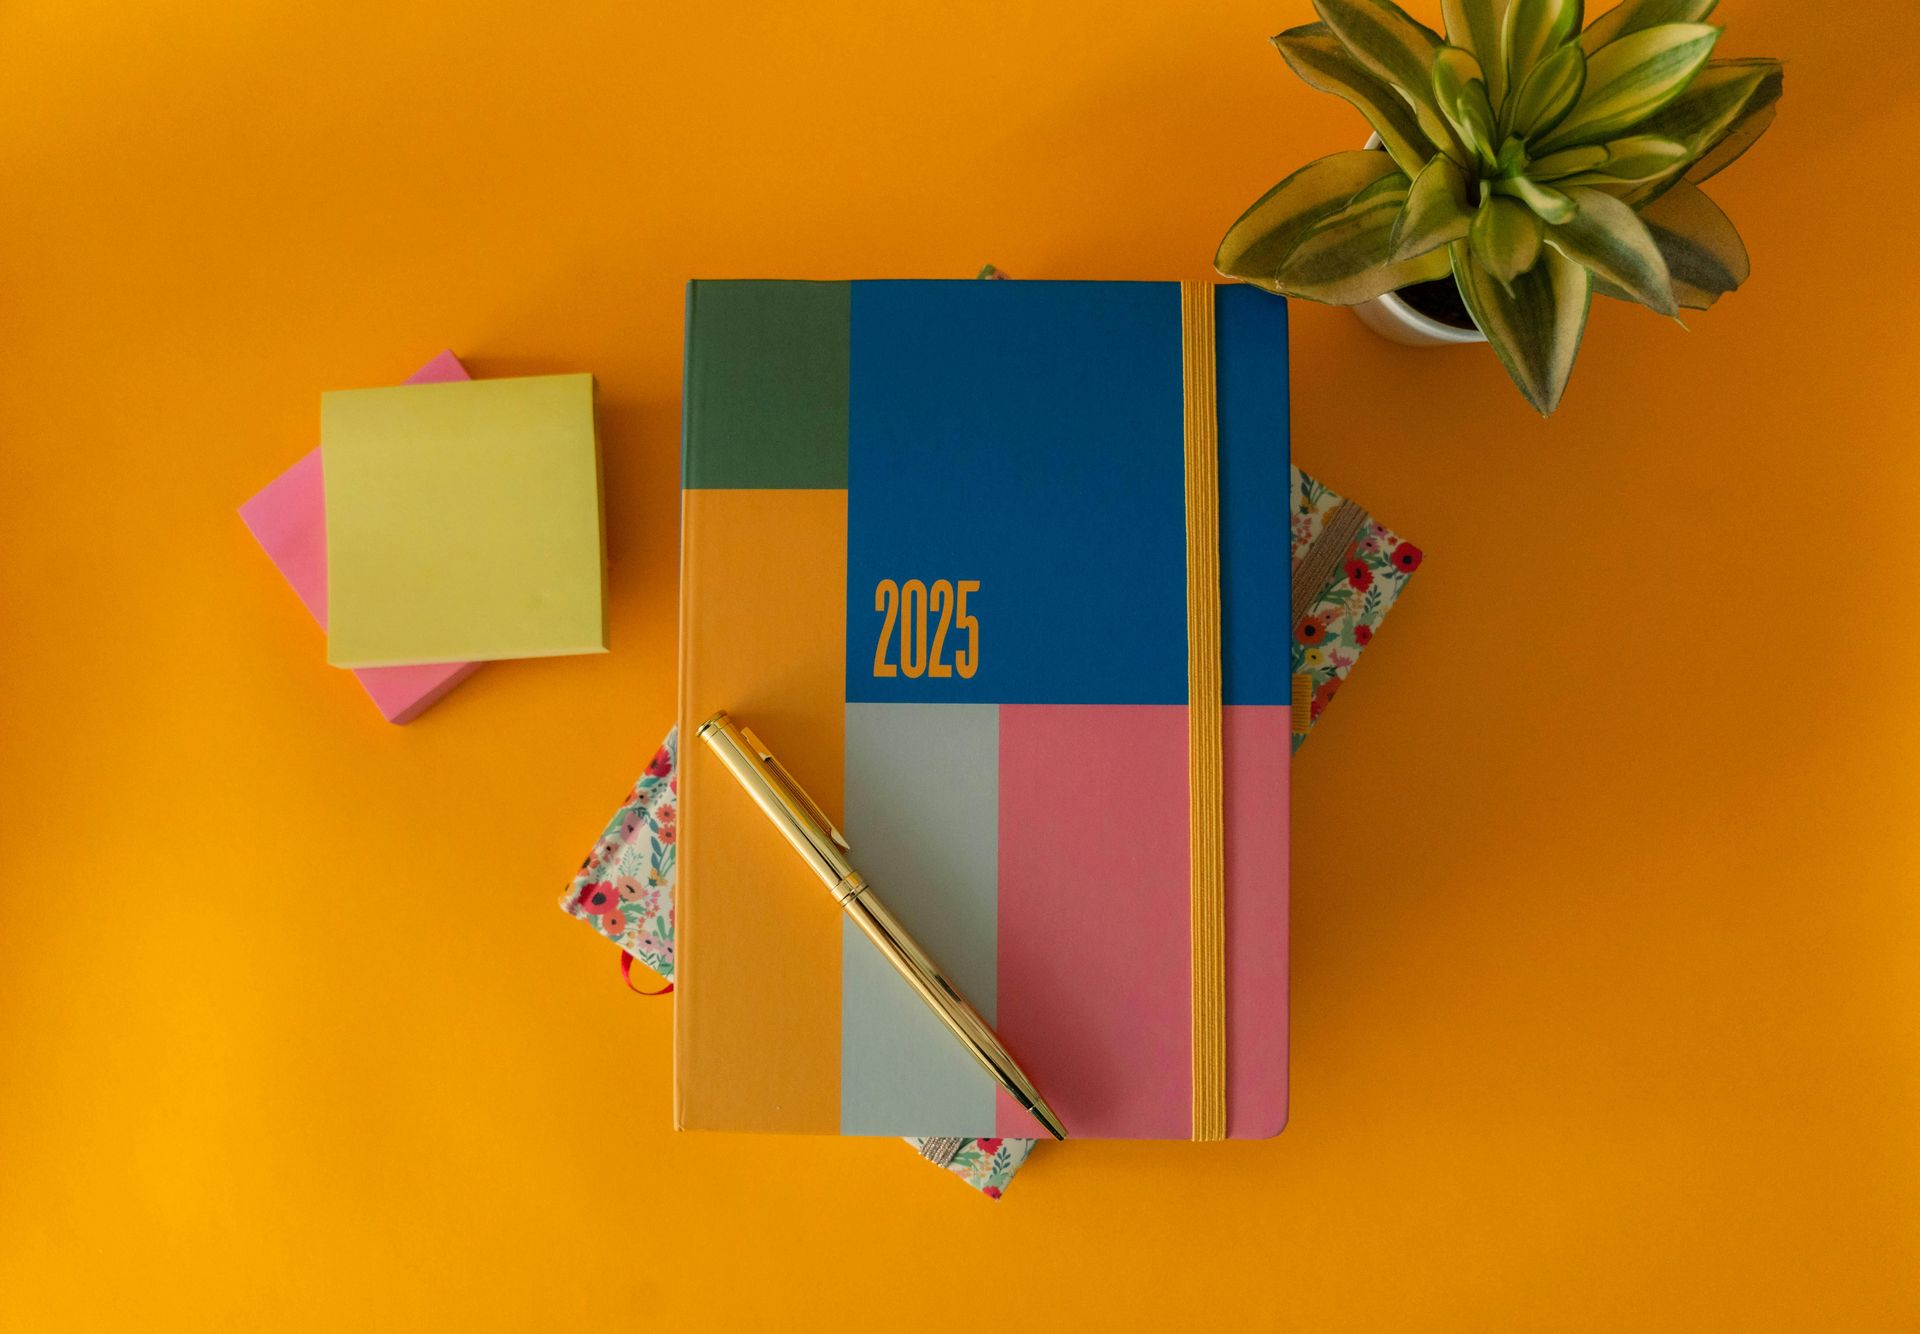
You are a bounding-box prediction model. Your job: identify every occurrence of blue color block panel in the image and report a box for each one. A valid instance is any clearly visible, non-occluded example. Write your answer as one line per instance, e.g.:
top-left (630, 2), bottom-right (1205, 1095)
top-left (846, 280), bottom-right (1188, 705)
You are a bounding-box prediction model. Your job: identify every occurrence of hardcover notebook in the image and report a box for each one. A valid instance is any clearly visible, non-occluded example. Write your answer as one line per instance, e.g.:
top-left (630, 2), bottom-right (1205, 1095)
top-left (677, 280), bottom-right (1292, 1140)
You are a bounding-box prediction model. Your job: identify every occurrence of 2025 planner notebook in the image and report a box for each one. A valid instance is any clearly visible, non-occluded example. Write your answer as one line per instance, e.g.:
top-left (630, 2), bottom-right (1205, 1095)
top-left (677, 279), bottom-right (1291, 1140)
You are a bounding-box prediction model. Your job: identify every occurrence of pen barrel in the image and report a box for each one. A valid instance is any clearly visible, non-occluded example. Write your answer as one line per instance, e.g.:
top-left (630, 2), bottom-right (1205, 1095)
top-left (699, 713), bottom-right (854, 889)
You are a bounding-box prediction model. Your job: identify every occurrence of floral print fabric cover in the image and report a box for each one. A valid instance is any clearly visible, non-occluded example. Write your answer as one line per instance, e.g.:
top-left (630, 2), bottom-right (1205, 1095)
top-left (1291, 466), bottom-right (1422, 749)
top-left (564, 738), bottom-right (679, 981)
top-left (558, 466), bottom-right (1416, 1199)
top-left (559, 730), bottom-right (1033, 1198)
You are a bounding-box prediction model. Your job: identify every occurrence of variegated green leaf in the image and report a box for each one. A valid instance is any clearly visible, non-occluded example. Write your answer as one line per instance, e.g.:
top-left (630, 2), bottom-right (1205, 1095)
top-left (1536, 22), bottom-right (1721, 152)
top-left (1216, 151), bottom-right (1407, 288)
top-left (1579, 0), bottom-right (1717, 54)
top-left (1451, 240), bottom-right (1592, 415)
top-left (1433, 46), bottom-right (1498, 161)
top-left (1505, 42), bottom-right (1586, 140)
top-left (1528, 143), bottom-right (1610, 177)
top-left (1587, 274), bottom-right (1638, 304)
top-left (1686, 98), bottom-right (1776, 183)
top-left (1422, 104), bottom-right (1476, 166)
top-left (1492, 175), bottom-right (1578, 224)
top-left (1636, 178), bottom-right (1748, 305)
top-left (1314, 0), bottom-right (1470, 161)
top-left (1669, 275), bottom-right (1722, 309)
top-left (1502, 0), bottom-right (1584, 95)
top-left (1470, 195), bottom-right (1546, 282)
top-left (1277, 174), bottom-right (1453, 303)
top-left (1634, 57), bottom-right (1784, 197)
top-left (1591, 264), bottom-right (1711, 309)
top-left (1391, 154), bottom-right (1475, 260)
top-left (1442, 0), bottom-right (1514, 109)
top-left (1312, 0), bottom-right (1447, 111)
top-left (1545, 186), bottom-right (1675, 314)
top-left (1274, 24), bottom-right (1435, 177)
top-left (1554, 134), bottom-right (1691, 184)
top-left (1599, 135), bottom-right (1691, 179)
top-left (1636, 57), bottom-right (1779, 147)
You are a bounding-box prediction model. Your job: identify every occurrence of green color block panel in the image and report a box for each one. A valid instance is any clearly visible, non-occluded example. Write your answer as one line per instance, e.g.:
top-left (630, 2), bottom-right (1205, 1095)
top-left (683, 280), bottom-right (849, 489)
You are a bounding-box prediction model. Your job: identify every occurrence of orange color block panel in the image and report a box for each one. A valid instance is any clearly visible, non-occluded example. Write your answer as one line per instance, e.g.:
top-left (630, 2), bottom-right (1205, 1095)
top-left (676, 487), bottom-right (846, 1133)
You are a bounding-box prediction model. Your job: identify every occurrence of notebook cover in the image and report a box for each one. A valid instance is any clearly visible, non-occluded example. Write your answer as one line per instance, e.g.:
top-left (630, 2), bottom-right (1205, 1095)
top-left (676, 279), bottom-right (1291, 1140)
top-left (322, 373), bottom-right (608, 667)
top-left (238, 351), bottom-right (480, 723)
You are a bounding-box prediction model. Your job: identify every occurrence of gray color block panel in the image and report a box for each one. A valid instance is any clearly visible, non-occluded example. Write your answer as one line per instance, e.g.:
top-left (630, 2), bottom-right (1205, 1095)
top-left (840, 703), bottom-right (999, 1136)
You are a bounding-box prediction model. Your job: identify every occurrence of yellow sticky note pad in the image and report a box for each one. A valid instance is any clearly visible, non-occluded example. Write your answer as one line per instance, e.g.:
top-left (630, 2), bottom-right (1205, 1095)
top-left (322, 373), bottom-right (606, 667)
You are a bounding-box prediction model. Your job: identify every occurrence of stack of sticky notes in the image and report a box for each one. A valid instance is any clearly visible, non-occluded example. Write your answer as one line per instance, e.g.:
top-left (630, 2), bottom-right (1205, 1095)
top-left (241, 353), bottom-right (606, 723)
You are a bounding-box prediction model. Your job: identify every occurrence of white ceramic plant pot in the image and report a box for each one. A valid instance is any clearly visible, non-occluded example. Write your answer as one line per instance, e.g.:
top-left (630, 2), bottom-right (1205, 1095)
top-left (1351, 288), bottom-right (1486, 346)
top-left (1351, 134), bottom-right (1486, 348)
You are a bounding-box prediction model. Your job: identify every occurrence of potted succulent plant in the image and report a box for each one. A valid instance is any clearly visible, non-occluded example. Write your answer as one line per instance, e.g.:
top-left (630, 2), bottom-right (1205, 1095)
top-left (1216, 0), bottom-right (1782, 413)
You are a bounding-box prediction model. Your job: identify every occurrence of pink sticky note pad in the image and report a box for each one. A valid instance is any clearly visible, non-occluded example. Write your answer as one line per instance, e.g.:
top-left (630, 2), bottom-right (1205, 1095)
top-left (239, 351), bottom-right (481, 724)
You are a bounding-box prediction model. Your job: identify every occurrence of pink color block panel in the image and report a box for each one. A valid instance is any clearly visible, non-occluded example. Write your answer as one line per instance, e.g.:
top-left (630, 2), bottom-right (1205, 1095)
top-left (1224, 705), bottom-right (1290, 1138)
top-left (237, 351), bottom-right (479, 724)
top-left (995, 705), bottom-right (1194, 1139)
top-left (994, 703), bottom-right (1290, 1139)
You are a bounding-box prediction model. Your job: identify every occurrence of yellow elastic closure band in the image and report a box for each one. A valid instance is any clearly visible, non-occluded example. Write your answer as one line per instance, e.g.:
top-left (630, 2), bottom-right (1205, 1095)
top-left (1181, 282), bottom-right (1227, 1143)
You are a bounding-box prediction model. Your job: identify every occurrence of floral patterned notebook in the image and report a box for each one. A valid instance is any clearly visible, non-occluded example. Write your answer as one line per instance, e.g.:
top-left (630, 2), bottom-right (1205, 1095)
top-left (1290, 467), bottom-right (1423, 748)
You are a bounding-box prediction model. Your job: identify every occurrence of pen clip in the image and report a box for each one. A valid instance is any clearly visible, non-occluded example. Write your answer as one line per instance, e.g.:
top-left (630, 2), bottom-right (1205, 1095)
top-left (741, 726), bottom-right (852, 852)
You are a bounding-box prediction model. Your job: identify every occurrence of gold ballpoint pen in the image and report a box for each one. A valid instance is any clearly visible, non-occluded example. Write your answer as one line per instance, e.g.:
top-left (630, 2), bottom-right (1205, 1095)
top-left (698, 710), bottom-right (1067, 1141)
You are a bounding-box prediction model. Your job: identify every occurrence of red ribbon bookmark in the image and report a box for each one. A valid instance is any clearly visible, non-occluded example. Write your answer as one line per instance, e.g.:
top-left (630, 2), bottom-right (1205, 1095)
top-left (620, 950), bottom-right (673, 996)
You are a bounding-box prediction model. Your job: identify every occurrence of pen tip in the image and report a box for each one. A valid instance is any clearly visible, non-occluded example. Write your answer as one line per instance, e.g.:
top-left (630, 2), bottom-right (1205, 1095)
top-left (1031, 1101), bottom-right (1067, 1141)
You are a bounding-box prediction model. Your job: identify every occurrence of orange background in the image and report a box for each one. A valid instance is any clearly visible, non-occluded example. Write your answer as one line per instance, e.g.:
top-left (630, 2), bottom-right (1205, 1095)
top-left (3, 1), bottom-right (1917, 1329)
